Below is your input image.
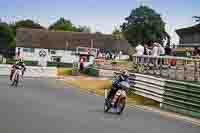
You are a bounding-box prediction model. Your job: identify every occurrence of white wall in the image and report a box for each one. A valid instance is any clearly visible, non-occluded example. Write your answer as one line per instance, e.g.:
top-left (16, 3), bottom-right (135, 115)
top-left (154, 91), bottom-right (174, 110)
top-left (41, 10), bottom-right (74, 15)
top-left (16, 47), bottom-right (95, 65)
top-left (16, 47), bottom-right (79, 63)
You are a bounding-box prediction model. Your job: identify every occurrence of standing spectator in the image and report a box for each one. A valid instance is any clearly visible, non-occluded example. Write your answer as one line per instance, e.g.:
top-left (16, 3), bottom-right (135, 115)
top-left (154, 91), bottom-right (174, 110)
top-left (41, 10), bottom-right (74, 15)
top-left (135, 43), bottom-right (144, 56)
top-left (159, 44), bottom-right (165, 56)
top-left (165, 45), bottom-right (171, 56)
top-left (171, 44), bottom-right (176, 56)
top-left (193, 46), bottom-right (200, 56)
top-left (144, 44), bottom-right (150, 55)
top-left (152, 43), bottom-right (159, 57)
top-left (158, 44), bottom-right (165, 65)
top-left (135, 43), bottom-right (144, 64)
top-left (79, 56), bottom-right (84, 72)
top-left (152, 43), bottom-right (160, 66)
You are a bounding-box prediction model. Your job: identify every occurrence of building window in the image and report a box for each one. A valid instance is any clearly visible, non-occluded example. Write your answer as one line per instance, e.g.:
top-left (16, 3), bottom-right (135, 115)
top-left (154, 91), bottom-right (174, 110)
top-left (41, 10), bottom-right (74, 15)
top-left (50, 50), bottom-right (56, 54)
top-left (52, 57), bottom-right (61, 62)
top-left (23, 48), bottom-right (34, 53)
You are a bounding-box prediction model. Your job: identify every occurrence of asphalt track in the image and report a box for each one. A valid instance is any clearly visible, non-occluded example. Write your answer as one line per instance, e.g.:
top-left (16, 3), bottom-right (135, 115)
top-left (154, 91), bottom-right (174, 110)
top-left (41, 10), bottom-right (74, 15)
top-left (0, 76), bottom-right (199, 133)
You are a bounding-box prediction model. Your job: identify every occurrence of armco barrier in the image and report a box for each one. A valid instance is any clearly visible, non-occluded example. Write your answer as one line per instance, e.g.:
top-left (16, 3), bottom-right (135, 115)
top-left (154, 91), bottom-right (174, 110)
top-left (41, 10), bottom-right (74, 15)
top-left (0, 64), bottom-right (57, 77)
top-left (161, 80), bottom-right (200, 118)
top-left (114, 71), bottom-right (200, 118)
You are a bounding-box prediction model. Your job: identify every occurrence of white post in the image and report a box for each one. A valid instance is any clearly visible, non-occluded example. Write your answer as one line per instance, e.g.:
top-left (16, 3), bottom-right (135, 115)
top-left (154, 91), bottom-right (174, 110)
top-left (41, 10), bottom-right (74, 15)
top-left (91, 39), bottom-right (93, 48)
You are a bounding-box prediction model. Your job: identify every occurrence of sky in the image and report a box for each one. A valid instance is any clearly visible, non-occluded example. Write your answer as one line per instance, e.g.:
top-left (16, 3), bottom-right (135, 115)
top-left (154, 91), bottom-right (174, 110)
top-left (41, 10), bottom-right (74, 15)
top-left (0, 0), bottom-right (200, 44)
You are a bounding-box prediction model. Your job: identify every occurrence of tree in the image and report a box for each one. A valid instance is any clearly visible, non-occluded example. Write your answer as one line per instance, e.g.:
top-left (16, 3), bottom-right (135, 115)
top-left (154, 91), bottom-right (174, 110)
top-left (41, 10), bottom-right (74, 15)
top-left (0, 22), bottom-right (15, 49)
top-left (121, 6), bottom-right (169, 47)
top-left (49, 17), bottom-right (91, 33)
top-left (12, 19), bottom-right (45, 35)
top-left (112, 27), bottom-right (125, 39)
top-left (76, 26), bottom-right (91, 33)
top-left (49, 17), bottom-right (75, 31)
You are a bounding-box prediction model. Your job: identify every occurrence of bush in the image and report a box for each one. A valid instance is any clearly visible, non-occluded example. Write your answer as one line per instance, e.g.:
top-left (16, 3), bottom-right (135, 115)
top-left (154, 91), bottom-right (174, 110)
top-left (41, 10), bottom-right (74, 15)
top-left (84, 67), bottom-right (98, 76)
top-left (24, 60), bottom-right (38, 66)
top-left (111, 61), bottom-right (117, 65)
top-left (47, 62), bottom-right (73, 68)
top-left (6, 58), bottom-right (15, 64)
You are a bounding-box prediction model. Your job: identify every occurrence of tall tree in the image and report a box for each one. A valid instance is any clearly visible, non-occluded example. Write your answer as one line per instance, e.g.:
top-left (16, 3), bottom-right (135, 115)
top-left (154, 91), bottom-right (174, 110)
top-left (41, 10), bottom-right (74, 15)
top-left (12, 19), bottom-right (45, 35)
top-left (0, 22), bottom-right (15, 49)
top-left (121, 6), bottom-right (170, 47)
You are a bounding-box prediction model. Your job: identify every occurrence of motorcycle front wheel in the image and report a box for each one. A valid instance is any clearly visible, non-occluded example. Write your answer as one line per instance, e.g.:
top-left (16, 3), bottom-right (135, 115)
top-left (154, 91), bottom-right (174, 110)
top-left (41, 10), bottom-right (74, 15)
top-left (117, 98), bottom-right (126, 115)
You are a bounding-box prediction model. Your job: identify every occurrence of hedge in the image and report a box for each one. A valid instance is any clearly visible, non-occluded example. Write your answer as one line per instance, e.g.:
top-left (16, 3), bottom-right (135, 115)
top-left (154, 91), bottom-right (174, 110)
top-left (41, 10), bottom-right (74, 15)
top-left (24, 60), bottom-right (38, 66)
top-left (84, 66), bottom-right (98, 76)
top-left (47, 62), bottom-right (73, 68)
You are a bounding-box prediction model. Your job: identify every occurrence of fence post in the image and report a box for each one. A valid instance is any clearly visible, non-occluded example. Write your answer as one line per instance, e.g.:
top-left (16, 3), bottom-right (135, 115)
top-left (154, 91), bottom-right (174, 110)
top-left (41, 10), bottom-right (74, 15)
top-left (174, 58), bottom-right (177, 80)
top-left (194, 60), bottom-right (198, 81)
top-left (159, 56), bottom-right (162, 77)
top-left (184, 59), bottom-right (187, 81)
top-left (167, 57), bottom-right (170, 79)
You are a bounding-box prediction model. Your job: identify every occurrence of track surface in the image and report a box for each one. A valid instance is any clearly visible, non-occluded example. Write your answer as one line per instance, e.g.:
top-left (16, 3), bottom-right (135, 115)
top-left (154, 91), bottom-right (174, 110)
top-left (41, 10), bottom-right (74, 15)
top-left (0, 77), bottom-right (199, 133)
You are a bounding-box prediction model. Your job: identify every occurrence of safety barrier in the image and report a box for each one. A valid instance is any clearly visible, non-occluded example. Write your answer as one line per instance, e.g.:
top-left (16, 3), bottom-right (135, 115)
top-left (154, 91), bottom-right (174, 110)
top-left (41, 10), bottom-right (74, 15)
top-left (114, 71), bottom-right (200, 118)
top-left (161, 80), bottom-right (200, 118)
top-left (0, 64), bottom-right (57, 77)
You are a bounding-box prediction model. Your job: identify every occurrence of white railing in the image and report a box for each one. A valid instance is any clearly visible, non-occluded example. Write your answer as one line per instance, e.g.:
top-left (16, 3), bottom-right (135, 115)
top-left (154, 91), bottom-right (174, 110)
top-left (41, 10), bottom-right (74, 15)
top-left (132, 55), bottom-right (200, 81)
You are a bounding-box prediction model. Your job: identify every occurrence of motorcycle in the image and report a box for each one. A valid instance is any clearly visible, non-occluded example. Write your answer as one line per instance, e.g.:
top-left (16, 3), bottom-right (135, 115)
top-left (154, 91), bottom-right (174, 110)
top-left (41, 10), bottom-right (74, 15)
top-left (104, 80), bottom-right (130, 115)
top-left (11, 66), bottom-right (22, 87)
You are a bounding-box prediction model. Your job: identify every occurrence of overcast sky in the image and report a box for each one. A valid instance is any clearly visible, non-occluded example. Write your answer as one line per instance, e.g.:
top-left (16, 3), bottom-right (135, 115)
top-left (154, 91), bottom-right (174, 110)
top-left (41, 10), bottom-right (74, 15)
top-left (1, 0), bottom-right (200, 44)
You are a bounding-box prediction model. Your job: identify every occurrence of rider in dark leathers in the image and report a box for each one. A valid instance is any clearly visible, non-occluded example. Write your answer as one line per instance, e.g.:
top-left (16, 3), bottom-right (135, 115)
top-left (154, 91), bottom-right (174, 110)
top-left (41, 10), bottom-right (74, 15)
top-left (107, 70), bottom-right (129, 100)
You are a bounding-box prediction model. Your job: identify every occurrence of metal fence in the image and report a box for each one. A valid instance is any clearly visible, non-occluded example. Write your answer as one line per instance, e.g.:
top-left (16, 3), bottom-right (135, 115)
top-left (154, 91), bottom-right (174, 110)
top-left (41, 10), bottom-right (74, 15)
top-left (132, 55), bottom-right (200, 81)
top-left (114, 71), bottom-right (200, 118)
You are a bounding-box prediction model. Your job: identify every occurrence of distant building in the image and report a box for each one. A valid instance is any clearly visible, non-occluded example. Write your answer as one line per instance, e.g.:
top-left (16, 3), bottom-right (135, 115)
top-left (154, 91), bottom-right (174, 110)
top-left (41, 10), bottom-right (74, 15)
top-left (176, 24), bottom-right (200, 48)
top-left (16, 28), bottom-right (131, 66)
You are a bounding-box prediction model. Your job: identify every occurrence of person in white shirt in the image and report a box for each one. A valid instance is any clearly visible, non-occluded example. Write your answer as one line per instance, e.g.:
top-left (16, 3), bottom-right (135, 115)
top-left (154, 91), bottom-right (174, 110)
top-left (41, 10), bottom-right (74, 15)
top-left (135, 44), bottom-right (144, 64)
top-left (159, 44), bottom-right (165, 56)
top-left (135, 44), bottom-right (144, 56)
top-left (152, 43), bottom-right (159, 57)
top-left (158, 44), bottom-right (165, 65)
top-left (152, 42), bottom-right (160, 66)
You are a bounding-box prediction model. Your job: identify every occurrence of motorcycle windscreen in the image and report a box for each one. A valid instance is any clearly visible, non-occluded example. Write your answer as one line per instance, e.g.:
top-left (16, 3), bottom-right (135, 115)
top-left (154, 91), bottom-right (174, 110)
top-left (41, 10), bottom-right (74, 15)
top-left (119, 81), bottom-right (130, 90)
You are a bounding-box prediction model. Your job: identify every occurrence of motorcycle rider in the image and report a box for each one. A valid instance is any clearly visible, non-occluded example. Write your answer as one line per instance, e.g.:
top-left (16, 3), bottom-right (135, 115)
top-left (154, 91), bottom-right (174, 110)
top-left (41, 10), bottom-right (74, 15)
top-left (107, 70), bottom-right (129, 100)
top-left (10, 58), bottom-right (26, 81)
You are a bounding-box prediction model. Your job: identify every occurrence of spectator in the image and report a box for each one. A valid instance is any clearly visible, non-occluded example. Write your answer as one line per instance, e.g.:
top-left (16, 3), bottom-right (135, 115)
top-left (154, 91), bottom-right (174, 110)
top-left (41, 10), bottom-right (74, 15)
top-left (144, 44), bottom-right (150, 55)
top-left (135, 43), bottom-right (144, 64)
top-left (152, 43), bottom-right (160, 66)
top-left (159, 44), bottom-right (165, 56)
top-left (79, 56), bottom-right (84, 72)
top-left (165, 45), bottom-right (171, 56)
top-left (158, 44), bottom-right (165, 65)
top-left (171, 44), bottom-right (176, 56)
top-left (193, 46), bottom-right (200, 56)
top-left (152, 43), bottom-right (159, 57)
top-left (135, 43), bottom-right (144, 56)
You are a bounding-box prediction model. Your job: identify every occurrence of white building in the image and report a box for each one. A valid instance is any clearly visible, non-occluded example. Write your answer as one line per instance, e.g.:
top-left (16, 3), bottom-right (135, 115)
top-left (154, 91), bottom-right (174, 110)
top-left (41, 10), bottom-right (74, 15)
top-left (16, 28), bottom-right (131, 66)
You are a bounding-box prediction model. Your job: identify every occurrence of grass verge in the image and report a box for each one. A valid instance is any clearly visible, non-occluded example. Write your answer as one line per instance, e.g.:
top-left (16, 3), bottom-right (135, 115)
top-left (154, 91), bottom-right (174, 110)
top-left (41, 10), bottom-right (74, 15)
top-left (65, 78), bottom-right (159, 107)
top-left (57, 68), bottom-right (73, 76)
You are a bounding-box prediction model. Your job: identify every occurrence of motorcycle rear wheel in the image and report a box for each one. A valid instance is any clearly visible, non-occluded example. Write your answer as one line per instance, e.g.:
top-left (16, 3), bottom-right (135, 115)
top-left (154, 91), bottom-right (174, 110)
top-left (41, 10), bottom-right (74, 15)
top-left (104, 99), bottom-right (111, 112)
